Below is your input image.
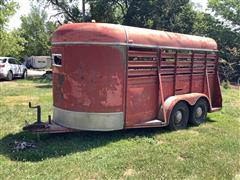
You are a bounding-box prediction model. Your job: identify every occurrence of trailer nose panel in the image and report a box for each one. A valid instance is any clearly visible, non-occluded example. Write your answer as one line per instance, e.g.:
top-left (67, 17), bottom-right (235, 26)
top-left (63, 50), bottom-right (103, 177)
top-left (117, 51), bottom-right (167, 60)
top-left (51, 44), bottom-right (126, 130)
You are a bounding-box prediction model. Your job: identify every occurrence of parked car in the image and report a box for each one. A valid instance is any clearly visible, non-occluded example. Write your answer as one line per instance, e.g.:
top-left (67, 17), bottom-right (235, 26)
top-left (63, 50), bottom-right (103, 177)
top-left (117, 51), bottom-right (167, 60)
top-left (0, 57), bottom-right (27, 81)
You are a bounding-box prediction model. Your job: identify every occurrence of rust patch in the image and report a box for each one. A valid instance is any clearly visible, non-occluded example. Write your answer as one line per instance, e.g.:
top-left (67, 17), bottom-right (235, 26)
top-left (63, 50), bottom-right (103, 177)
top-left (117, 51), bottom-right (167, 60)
top-left (53, 73), bottom-right (65, 101)
top-left (58, 74), bottom-right (65, 85)
top-left (188, 130), bottom-right (200, 136)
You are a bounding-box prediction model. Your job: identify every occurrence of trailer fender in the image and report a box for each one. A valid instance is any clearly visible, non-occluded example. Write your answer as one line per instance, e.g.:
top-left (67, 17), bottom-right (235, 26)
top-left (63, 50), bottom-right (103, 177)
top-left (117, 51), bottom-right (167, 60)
top-left (161, 93), bottom-right (211, 123)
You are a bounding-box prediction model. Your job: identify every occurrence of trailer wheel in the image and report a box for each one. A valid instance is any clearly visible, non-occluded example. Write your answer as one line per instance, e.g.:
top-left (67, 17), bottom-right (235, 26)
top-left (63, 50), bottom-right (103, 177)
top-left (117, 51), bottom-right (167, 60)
top-left (189, 99), bottom-right (208, 126)
top-left (169, 101), bottom-right (189, 131)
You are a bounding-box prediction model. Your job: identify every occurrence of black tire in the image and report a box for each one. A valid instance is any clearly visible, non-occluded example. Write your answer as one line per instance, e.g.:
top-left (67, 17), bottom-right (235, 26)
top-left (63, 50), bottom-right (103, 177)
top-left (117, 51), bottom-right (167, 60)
top-left (21, 70), bottom-right (27, 79)
top-left (6, 71), bottom-right (13, 81)
top-left (189, 99), bottom-right (208, 126)
top-left (169, 101), bottom-right (189, 131)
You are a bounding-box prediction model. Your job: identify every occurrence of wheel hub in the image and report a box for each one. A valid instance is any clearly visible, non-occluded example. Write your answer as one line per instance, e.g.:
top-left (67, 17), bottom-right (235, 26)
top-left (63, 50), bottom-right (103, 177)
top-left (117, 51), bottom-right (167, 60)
top-left (195, 107), bottom-right (203, 118)
top-left (175, 110), bottom-right (183, 124)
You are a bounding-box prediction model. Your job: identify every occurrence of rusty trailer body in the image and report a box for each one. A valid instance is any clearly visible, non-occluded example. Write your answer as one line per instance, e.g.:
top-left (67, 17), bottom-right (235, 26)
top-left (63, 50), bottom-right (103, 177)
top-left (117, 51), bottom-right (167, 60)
top-left (24, 23), bottom-right (222, 133)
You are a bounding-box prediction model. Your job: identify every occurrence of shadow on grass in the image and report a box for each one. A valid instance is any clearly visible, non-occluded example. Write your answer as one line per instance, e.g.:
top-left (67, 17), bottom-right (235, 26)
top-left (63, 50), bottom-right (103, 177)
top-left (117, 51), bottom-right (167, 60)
top-left (27, 76), bottom-right (52, 84)
top-left (22, 77), bottom-right (52, 88)
top-left (205, 117), bottom-right (217, 123)
top-left (0, 128), bottom-right (167, 162)
top-left (35, 84), bottom-right (52, 88)
top-left (0, 117), bottom-right (217, 162)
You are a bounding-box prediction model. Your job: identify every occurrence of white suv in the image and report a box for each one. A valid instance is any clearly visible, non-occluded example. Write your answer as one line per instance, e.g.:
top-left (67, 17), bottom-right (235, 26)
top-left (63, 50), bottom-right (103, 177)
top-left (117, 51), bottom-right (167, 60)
top-left (0, 57), bottom-right (27, 81)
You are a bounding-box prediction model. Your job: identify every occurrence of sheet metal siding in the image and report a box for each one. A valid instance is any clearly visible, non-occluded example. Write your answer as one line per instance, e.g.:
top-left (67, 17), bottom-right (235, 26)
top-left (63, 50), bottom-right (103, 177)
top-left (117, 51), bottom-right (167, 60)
top-left (125, 49), bottom-right (222, 128)
top-left (52, 45), bottom-right (125, 113)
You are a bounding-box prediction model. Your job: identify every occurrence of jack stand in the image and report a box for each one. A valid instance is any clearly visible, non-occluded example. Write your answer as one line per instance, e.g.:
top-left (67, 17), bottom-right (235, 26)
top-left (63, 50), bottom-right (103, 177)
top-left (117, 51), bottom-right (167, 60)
top-left (29, 102), bottom-right (42, 124)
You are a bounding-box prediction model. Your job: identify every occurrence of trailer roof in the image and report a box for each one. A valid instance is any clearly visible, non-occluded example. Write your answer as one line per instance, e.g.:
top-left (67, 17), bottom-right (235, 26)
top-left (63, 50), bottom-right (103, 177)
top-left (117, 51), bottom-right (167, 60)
top-left (52, 23), bottom-right (217, 51)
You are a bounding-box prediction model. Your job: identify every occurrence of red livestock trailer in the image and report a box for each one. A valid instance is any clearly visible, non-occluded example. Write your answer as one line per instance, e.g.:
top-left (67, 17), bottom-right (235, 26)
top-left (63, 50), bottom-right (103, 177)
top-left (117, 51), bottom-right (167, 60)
top-left (24, 23), bottom-right (222, 133)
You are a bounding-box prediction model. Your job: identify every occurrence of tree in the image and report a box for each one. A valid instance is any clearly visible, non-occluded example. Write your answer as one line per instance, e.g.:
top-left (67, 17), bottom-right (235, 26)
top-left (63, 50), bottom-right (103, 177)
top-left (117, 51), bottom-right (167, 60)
top-left (208, 0), bottom-right (240, 61)
top-left (171, 3), bottom-right (197, 34)
top-left (0, 0), bottom-right (25, 58)
top-left (0, 0), bottom-right (18, 29)
top-left (193, 11), bottom-right (240, 81)
top-left (36, 0), bottom-right (196, 34)
top-left (0, 30), bottom-right (25, 58)
top-left (88, 0), bottom-right (122, 24)
top-left (88, 0), bottom-right (196, 33)
top-left (207, 0), bottom-right (240, 61)
top-left (209, 0), bottom-right (240, 29)
top-left (20, 6), bottom-right (57, 56)
top-left (36, 0), bottom-right (87, 23)
top-left (193, 12), bottom-right (239, 57)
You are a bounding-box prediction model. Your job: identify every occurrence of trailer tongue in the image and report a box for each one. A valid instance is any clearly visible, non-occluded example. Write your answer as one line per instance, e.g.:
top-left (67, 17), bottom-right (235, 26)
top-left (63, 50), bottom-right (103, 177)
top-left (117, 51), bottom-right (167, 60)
top-left (23, 102), bottom-right (75, 134)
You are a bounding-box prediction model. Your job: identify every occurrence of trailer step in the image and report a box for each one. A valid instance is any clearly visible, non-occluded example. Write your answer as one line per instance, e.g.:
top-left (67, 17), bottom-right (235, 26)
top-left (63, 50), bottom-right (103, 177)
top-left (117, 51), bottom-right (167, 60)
top-left (135, 119), bottom-right (167, 128)
top-left (144, 119), bottom-right (165, 125)
top-left (211, 107), bottom-right (222, 112)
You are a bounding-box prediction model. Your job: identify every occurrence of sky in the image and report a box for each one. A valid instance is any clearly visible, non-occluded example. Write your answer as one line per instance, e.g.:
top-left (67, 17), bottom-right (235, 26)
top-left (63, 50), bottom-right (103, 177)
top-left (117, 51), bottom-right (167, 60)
top-left (8, 0), bottom-right (31, 31)
top-left (7, 0), bottom-right (208, 31)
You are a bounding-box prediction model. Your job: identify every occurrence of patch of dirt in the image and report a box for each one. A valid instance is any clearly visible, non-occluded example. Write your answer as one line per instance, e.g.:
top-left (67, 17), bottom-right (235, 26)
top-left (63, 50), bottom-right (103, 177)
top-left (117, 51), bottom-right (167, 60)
top-left (177, 156), bottom-right (185, 161)
top-left (0, 81), bottom-right (34, 89)
top-left (4, 96), bottom-right (39, 106)
top-left (18, 83), bottom-right (36, 88)
top-left (234, 172), bottom-right (240, 180)
top-left (0, 81), bottom-right (18, 86)
top-left (157, 139), bottom-right (166, 145)
top-left (230, 84), bottom-right (240, 90)
top-left (187, 130), bottom-right (200, 136)
top-left (123, 168), bottom-right (137, 177)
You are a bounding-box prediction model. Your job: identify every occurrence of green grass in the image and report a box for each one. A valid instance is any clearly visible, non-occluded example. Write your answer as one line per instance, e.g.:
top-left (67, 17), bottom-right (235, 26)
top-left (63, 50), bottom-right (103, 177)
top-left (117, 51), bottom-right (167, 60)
top-left (0, 79), bottom-right (239, 179)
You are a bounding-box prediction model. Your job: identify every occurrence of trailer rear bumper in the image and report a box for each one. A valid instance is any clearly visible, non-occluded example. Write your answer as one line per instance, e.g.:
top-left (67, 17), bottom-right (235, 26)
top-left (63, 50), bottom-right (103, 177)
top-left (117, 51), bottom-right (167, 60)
top-left (53, 106), bottom-right (124, 131)
top-left (23, 102), bottom-right (124, 133)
